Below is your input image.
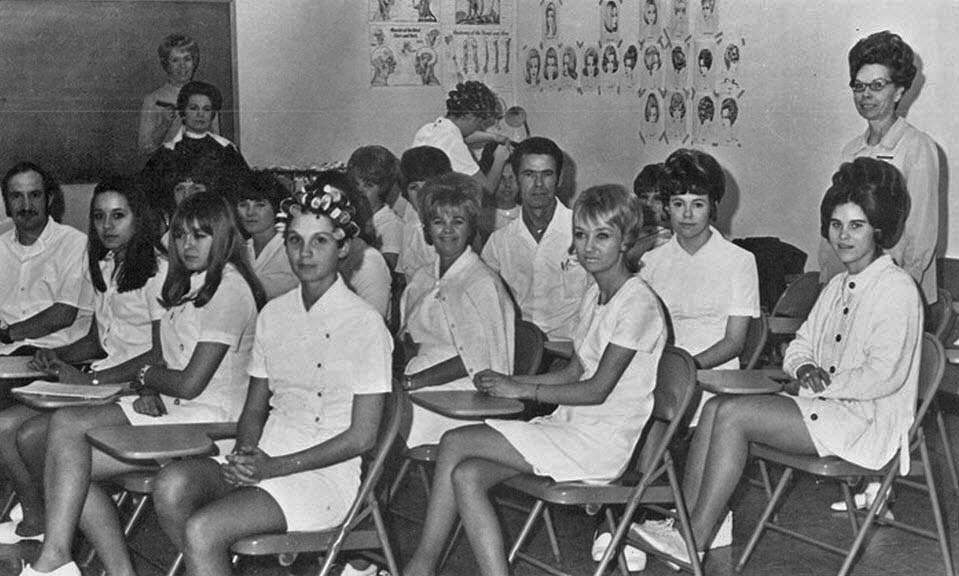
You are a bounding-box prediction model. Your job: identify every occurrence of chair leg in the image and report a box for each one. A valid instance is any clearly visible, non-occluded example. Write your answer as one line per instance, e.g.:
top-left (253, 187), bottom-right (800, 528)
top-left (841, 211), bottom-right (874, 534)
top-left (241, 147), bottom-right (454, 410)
top-left (387, 458), bottom-right (412, 503)
top-left (836, 469), bottom-right (897, 576)
top-left (839, 482), bottom-right (860, 534)
top-left (508, 499), bottom-right (545, 564)
top-left (736, 467), bottom-right (793, 572)
top-left (370, 500), bottom-right (400, 576)
top-left (758, 460), bottom-right (773, 499)
top-left (603, 507), bottom-right (631, 576)
top-left (666, 458), bottom-right (703, 576)
top-left (918, 436), bottom-right (955, 576)
top-left (542, 507), bottom-right (562, 563)
top-left (165, 553), bottom-right (184, 576)
top-left (935, 405), bottom-right (959, 494)
top-left (438, 520), bottom-right (464, 570)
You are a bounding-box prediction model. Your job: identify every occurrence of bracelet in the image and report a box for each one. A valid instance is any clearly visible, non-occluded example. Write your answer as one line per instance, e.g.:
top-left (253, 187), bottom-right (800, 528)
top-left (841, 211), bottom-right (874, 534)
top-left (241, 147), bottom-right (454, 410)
top-left (134, 364), bottom-right (153, 393)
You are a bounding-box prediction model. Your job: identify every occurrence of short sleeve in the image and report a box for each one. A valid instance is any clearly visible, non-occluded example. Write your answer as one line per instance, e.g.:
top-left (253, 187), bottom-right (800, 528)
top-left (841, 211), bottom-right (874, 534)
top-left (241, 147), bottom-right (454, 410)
top-left (346, 249), bottom-right (391, 318)
top-left (248, 306), bottom-right (270, 379)
top-left (727, 251), bottom-right (761, 317)
top-left (608, 281), bottom-right (665, 354)
top-left (53, 231), bottom-right (95, 311)
top-left (349, 311), bottom-right (394, 395)
top-left (375, 209), bottom-right (403, 255)
top-left (198, 270), bottom-right (256, 346)
top-left (144, 259), bottom-right (168, 321)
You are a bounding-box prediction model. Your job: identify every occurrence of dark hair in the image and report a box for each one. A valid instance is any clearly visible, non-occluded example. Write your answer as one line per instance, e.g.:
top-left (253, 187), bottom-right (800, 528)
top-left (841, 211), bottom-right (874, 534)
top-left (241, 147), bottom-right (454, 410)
top-left (662, 148), bottom-right (725, 219)
top-left (400, 146), bottom-right (452, 192)
top-left (510, 137), bottom-right (564, 179)
top-left (88, 176), bottom-right (164, 293)
top-left (446, 81), bottom-right (499, 120)
top-left (721, 98), bottom-right (739, 123)
top-left (697, 96), bottom-right (715, 121)
top-left (158, 34), bottom-right (199, 75)
top-left (819, 157), bottom-right (908, 250)
top-left (848, 30), bottom-right (917, 93)
top-left (346, 145), bottom-right (399, 203)
top-left (633, 163), bottom-right (668, 198)
top-left (1, 161), bottom-right (65, 223)
top-left (177, 80), bottom-right (223, 115)
top-left (233, 171), bottom-right (287, 213)
top-left (418, 173), bottom-right (481, 247)
top-left (672, 46), bottom-right (686, 70)
top-left (573, 184), bottom-right (643, 272)
top-left (161, 192), bottom-right (265, 310)
top-left (698, 48), bottom-right (712, 69)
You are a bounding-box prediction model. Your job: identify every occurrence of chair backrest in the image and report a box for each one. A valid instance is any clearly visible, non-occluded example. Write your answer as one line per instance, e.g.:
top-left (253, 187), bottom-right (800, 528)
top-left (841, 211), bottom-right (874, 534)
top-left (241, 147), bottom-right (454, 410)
top-left (740, 313), bottom-right (769, 369)
top-left (650, 346), bottom-right (699, 426)
top-left (514, 319), bottom-right (545, 376)
top-left (909, 333), bottom-right (945, 439)
top-left (319, 378), bottom-right (405, 574)
top-left (771, 271), bottom-right (822, 319)
top-left (925, 289), bottom-right (954, 345)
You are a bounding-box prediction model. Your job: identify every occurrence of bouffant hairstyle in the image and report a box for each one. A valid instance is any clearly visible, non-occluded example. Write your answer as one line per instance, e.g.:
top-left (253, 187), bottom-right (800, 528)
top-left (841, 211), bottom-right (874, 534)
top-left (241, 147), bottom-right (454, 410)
top-left (819, 157), bottom-right (908, 250)
top-left (346, 145), bottom-right (399, 203)
top-left (158, 34), bottom-right (199, 75)
top-left (848, 31), bottom-right (917, 93)
top-left (445, 81), bottom-right (499, 121)
top-left (399, 146), bottom-right (452, 191)
top-left (418, 173), bottom-right (481, 247)
top-left (176, 80), bottom-right (223, 115)
top-left (661, 148), bottom-right (725, 219)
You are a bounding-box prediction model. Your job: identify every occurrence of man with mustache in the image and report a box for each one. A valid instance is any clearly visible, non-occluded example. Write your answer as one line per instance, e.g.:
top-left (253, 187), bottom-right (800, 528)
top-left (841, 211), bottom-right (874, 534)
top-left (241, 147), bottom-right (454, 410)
top-left (0, 163), bottom-right (93, 355)
top-left (481, 137), bottom-right (591, 343)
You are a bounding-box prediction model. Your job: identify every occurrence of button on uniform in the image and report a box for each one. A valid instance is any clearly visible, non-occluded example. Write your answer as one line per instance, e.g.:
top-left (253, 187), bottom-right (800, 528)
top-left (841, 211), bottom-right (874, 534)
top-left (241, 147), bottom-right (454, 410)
top-left (810, 413), bottom-right (818, 421)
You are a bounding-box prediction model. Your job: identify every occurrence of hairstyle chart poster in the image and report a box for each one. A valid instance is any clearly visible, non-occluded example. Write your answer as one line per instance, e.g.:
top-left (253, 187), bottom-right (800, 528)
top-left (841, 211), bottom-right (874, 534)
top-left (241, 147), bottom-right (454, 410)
top-left (368, 0), bottom-right (515, 99)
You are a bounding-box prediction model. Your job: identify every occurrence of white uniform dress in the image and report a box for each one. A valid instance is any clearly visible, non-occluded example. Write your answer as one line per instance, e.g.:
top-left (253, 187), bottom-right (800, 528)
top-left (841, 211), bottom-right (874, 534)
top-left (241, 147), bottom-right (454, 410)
top-left (487, 277), bottom-right (667, 483)
top-left (91, 256), bottom-right (168, 371)
top-left (372, 205), bottom-right (404, 259)
top-left (401, 248), bottom-right (514, 447)
top-left (640, 228), bottom-right (760, 423)
top-left (121, 264), bottom-right (256, 426)
top-left (250, 278), bottom-right (393, 531)
top-left (784, 255), bottom-right (922, 474)
top-left (248, 234), bottom-right (297, 301)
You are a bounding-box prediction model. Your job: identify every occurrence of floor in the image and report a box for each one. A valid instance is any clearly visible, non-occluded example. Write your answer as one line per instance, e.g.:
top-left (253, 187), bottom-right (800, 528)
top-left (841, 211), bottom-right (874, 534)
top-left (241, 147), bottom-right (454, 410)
top-left (0, 415), bottom-right (956, 576)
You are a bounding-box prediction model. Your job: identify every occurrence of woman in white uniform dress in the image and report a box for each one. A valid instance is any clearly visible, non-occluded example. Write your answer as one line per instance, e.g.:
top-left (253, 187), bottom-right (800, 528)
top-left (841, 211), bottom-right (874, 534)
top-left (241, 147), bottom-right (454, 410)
top-left (632, 158), bottom-right (922, 565)
top-left (151, 176), bottom-right (393, 576)
top-left (404, 185), bottom-right (667, 576)
top-left (21, 193), bottom-right (264, 576)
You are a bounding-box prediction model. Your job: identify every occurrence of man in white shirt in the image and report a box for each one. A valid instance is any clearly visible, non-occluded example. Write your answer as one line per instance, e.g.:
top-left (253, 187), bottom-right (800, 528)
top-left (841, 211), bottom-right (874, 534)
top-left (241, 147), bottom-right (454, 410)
top-left (482, 137), bottom-right (591, 341)
top-left (0, 162), bottom-right (93, 355)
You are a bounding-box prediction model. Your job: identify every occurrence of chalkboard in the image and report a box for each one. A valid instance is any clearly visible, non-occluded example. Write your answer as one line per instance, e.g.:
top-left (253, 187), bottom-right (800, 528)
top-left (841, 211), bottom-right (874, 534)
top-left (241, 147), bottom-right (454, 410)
top-left (0, 0), bottom-right (235, 182)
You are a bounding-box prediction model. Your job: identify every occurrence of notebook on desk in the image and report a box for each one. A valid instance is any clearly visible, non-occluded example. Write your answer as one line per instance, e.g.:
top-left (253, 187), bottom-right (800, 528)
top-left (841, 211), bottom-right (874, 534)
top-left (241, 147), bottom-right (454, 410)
top-left (12, 381), bottom-right (124, 399)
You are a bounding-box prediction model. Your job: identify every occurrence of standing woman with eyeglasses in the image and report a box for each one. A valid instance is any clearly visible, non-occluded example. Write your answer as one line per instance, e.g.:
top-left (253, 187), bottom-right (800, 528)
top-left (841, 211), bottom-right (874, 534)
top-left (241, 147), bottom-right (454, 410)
top-left (818, 31), bottom-right (940, 306)
top-left (818, 30), bottom-right (940, 515)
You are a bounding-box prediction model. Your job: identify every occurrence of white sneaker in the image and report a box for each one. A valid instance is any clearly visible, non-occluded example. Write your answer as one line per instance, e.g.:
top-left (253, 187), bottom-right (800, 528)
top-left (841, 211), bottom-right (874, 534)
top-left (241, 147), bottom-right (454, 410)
top-left (338, 563), bottom-right (379, 576)
top-left (0, 520), bottom-right (43, 544)
top-left (631, 523), bottom-right (703, 569)
top-left (829, 482), bottom-right (894, 519)
top-left (8, 504), bottom-right (22, 522)
top-left (591, 531), bottom-right (647, 572)
top-left (631, 511), bottom-right (731, 550)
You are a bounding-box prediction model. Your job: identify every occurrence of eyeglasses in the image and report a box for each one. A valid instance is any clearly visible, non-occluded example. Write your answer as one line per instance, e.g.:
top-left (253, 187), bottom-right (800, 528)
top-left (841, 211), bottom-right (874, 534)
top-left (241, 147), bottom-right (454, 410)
top-left (849, 78), bottom-right (895, 93)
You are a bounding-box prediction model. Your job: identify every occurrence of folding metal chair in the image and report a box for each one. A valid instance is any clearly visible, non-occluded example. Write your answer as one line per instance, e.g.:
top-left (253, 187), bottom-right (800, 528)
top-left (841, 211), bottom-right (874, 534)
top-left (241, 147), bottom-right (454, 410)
top-left (229, 378), bottom-right (405, 576)
top-left (505, 346), bottom-right (704, 576)
top-left (767, 272), bottom-right (822, 363)
top-left (737, 333), bottom-right (955, 576)
top-left (928, 289), bottom-right (959, 494)
top-left (740, 313), bottom-right (769, 370)
top-left (385, 319), bottom-right (548, 566)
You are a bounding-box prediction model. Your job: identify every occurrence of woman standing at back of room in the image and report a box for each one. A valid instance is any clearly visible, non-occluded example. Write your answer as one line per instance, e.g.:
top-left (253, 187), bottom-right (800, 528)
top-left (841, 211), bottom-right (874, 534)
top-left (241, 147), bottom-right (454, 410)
top-left (138, 34), bottom-right (220, 155)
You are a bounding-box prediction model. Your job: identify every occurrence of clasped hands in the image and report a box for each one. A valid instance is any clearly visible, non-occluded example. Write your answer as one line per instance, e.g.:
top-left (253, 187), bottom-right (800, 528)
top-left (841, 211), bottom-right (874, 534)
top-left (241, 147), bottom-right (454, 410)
top-left (221, 445), bottom-right (275, 486)
top-left (783, 363), bottom-right (832, 396)
top-left (474, 369), bottom-right (527, 399)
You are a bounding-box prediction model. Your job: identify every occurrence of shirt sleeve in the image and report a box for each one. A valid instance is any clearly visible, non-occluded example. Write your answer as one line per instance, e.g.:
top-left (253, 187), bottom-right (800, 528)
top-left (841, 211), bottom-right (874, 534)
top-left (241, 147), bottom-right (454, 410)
top-left (376, 212), bottom-right (403, 256)
top-left (480, 234), bottom-right (502, 273)
top-left (727, 251), bottom-right (761, 317)
top-left (346, 249), bottom-right (391, 318)
top-left (145, 259), bottom-right (168, 321)
top-left (248, 306), bottom-right (269, 379)
top-left (53, 232), bottom-right (95, 311)
top-left (608, 282), bottom-right (665, 354)
top-left (897, 133), bottom-right (940, 284)
top-left (198, 271), bottom-right (256, 347)
top-left (350, 311), bottom-right (394, 395)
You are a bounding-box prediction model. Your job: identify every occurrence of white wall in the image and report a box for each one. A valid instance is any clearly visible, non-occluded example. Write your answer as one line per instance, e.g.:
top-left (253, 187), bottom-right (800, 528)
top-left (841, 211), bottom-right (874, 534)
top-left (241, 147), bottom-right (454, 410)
top-left (234, 0), bottom-right (958, 263)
